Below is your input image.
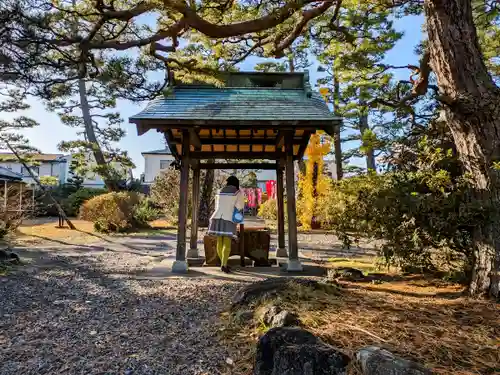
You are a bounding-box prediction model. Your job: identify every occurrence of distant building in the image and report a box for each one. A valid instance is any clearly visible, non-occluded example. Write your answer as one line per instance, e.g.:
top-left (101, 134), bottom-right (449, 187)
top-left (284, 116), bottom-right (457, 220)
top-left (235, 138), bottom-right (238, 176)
top-left (58, 153), bottom-right (107, 188)
top-left (141, 147), bottom-right (338, 189)
top-left (142, 148), bottom-right (176, 184)
top-left (0, 152), bottom-right (129, 188)
top-left (0, 153), bottom-right (66, 185)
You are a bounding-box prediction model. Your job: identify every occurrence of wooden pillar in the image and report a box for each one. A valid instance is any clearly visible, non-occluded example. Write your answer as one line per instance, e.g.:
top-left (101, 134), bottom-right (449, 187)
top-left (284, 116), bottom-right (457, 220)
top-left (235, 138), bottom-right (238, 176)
top-left (275, 165), bottom-right (287, 257)
top-left (19, 183), bottom-right (22, 212)
top-left (172, 131), bottom-right (190, 273)
top-left (4, 180), bottom-right (7, 211)
top-left (187, 166), bottom-right (201, 258)
top-left (285, 137), bottom-right (302, 271)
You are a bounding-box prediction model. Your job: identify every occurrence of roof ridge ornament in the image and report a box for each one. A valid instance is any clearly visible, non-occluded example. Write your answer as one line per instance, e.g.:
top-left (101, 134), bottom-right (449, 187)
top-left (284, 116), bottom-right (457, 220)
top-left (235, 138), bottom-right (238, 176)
top-left (303, 70), bottom-right (312, 98)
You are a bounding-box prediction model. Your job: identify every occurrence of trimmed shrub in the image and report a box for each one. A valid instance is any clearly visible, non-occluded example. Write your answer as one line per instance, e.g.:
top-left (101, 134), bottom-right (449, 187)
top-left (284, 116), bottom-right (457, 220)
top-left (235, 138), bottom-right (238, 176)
top-left (150, 167), bottom-right (192, 223)
top-left (317, 171), bottom-right (482, 274)
top-left (258, 199), bottom-right (278, 220)
top-left (133, 197), bottom-right (161, 224)
top-left (258, 199), bottom-right (287, 222)
top-left (79, 192), bottom-right (144, 233)
top-left (63, 188), bottom-right (107, 216)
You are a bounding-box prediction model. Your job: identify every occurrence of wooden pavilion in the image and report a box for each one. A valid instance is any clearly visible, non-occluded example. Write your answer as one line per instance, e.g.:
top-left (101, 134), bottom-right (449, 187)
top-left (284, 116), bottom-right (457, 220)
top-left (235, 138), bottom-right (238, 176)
top-left (129, 71), bottom-right (342, 273)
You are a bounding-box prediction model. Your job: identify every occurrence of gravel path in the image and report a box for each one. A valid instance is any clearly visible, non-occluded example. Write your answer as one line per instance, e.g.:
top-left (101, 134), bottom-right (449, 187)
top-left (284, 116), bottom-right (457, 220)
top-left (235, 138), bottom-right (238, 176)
top-left (0, 247), bottom-right (246, 375)
top-left (1, 220), bottom-right (376, 375)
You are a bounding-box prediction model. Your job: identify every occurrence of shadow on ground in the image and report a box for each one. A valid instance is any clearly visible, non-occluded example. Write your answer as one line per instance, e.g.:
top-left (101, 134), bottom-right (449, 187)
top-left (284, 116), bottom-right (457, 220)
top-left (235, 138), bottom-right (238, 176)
top-left (0, 249), bottom-right (244, 375)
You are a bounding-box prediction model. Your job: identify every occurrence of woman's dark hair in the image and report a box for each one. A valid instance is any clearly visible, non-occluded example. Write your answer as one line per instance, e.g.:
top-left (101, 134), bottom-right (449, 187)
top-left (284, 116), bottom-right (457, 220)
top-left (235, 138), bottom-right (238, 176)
top-left (226, 175), bottom-right (240, 190)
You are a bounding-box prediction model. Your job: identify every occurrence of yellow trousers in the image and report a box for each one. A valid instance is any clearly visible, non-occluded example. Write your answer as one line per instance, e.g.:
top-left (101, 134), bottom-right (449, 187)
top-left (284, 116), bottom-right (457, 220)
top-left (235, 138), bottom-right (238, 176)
top-left (217, 236), bottom-right (231, 266)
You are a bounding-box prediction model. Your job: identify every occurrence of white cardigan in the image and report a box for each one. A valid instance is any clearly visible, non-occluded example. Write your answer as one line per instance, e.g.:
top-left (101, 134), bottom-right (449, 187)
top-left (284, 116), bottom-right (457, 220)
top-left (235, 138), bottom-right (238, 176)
top-left (210, 188), bottom-right (245, 222)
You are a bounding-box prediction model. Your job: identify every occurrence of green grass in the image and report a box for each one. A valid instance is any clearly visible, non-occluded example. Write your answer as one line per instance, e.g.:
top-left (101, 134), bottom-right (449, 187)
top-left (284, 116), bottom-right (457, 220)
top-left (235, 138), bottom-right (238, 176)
top-left (327, 257), bottom-right (382, 274)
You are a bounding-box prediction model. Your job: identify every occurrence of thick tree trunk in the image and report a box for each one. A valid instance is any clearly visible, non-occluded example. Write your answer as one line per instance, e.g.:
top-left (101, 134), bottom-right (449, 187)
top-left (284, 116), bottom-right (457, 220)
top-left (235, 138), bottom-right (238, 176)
top-left (71, 0), bottom-right (119, 192)
top-left (77, 79), bottom-right (120, 191)
top-left (425, 0), bottom-right (500, 297)
top-left (198, 160), bottom-right (215, 227)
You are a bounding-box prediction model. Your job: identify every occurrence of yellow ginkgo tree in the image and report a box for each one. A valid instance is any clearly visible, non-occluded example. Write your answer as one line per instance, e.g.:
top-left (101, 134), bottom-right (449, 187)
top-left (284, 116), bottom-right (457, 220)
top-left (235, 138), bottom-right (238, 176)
top-left (298, 132), bottom-right (331, 230)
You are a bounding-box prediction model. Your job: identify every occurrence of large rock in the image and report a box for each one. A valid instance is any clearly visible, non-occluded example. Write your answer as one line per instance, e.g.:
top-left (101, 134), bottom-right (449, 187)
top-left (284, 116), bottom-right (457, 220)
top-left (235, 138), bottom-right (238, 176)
top-left (270, 310), bottom-right (298, 328)
top-left (232, 278), bottom-right (320, 307)
top-left (356, 346), bottom-right (432, 375)
top-left (261, 305), bottom-right (299, 328)
top-left (254, 327), bottom-right (349, 375)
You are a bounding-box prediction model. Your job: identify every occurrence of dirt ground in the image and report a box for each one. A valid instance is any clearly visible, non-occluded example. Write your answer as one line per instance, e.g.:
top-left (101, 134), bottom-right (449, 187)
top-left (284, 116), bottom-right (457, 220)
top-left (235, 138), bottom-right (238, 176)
top-left (3, 218), bottom-right (497, 375)
top-left (223, 276), bottom-right (500, 375)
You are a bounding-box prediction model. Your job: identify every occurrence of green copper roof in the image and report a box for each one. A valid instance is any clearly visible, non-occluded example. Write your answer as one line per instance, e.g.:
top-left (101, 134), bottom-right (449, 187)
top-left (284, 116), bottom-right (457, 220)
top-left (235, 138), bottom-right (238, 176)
top-left (129, 87), bottom-right (339, 123)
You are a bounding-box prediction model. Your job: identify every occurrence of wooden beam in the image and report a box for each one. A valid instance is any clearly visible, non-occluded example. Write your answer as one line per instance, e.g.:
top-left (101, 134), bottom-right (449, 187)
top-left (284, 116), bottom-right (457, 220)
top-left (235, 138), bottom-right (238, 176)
top-left (285, 132), bottom-right (302, 271)
top-left (188, 166), bottom-right (201, 258)
top-left (276, 131), bottom-right (285, 148)
top-left (173, 130), bottom-right (190, 273)
top-left (189, 128), bottom-right (202, 150)
top-left (223, 129), bottom-right (227, 152)
top-left (250, 128), bottom-right (254, 153)
top-left (197, 138), bottom-right (300, 145)
top-left (209, 128), bottom-right (214, 152)
top-left (276, 164), bottom-right (287, 257)
top-left (191, 151), bottom-right (285, 160)
top-left (164, 129), bottom-right (179, 158)
top-left (199, 162), bottom-right (278, 170)
top-left (236, 128), bottom-right (240, 153)
top-left (297, 131), bottom-right (313, 160)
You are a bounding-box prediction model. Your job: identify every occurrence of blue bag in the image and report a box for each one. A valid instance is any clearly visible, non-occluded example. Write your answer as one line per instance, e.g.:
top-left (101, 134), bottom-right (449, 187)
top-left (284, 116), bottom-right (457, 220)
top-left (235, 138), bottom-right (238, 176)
top-left (232, 207), bottom-right (244, 224)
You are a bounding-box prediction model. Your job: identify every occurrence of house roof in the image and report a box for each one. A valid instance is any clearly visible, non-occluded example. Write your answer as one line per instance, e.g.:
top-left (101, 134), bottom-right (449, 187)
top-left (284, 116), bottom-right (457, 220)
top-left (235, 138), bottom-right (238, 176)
top-left (129, 88), bottom-right (337, 124)
top-left (0, 166), bottom-right (23, 181)
top-left (129, 71), bottom-right (342, 162)
top-left (141, 147), bottom-right (172, 156)
top-left (0, 152), bottom-right (64, 162)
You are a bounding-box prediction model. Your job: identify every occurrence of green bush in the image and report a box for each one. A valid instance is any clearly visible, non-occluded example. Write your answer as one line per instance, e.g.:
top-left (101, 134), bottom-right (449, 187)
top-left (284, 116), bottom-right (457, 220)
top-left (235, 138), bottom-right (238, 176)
top-left (258, 199), bottom-right (278, 220)
top-left (317, 170), bottom-right (483, 274)
top-left (258, 198), bottom-right (288, 223)
top-left (63, 188), bottom-right (107, 216)
top-left (79, 191), bottom-right (145, 233)
top-left (150, 167), bottom-right (192, 223)
top-left (133, 198), bottom-right (161, 224)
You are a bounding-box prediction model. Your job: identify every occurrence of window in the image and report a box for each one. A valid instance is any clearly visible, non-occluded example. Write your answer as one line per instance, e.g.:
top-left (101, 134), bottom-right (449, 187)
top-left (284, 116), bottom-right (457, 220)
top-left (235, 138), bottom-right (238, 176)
top-left (160, 160), bottom-right (171, 169)
top-left (21, 166), bottom-right (39, 176)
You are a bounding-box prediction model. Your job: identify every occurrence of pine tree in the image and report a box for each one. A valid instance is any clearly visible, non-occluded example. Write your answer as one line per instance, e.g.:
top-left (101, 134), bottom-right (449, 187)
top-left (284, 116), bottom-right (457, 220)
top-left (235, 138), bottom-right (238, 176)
top-left (314, 4), bottom-right (402, 174)
top-left (1, 0), bottom-right (164, 190)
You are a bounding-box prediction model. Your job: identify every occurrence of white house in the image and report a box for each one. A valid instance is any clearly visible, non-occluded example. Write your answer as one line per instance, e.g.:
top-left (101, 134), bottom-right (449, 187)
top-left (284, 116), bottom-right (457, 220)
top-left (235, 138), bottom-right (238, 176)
top-left (58, 154), bottom-right (107, 188)
top-left (141, 147), bottom-right (339, 190)
top-left (0, 152), bottom-right (65, 185)
top-left (141, 148), bottom-right (176, 184)
top-left (0, 152), bottom-right (115, 188)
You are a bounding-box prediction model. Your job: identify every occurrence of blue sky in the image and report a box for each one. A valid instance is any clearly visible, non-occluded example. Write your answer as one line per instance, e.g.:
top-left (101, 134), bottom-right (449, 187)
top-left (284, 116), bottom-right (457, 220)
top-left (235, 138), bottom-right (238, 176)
top-left (3, 15), bottom-right (424, 177)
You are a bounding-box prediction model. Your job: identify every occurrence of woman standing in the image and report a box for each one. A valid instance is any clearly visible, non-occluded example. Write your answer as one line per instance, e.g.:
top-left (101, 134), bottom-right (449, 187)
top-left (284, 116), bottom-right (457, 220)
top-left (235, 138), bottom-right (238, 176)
top-left (208, 176), bottom-right (245, 273)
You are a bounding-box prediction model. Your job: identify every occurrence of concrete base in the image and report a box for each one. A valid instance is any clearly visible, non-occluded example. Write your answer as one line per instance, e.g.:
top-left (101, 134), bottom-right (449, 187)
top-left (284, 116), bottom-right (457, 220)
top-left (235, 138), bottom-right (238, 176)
top-left (286, 259), bottom-right (303, 272)
top-left (186, 248), bottom-right (200, 258)
top-left (187, 257), bottom-right (205, 267)
top-left (276, 247), bottom-right (288, 257)
top-left (171, 260), bottom-right (189, 274)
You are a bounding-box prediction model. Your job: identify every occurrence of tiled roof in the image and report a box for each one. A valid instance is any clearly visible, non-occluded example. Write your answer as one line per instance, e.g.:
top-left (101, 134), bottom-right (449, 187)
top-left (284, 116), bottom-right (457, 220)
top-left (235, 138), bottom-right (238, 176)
top-left (141, 147), bottom-right (172, 155)
top-left (129, 88), bottom-right (338, 123)
top-left (0, 153), bottom-right (64, 162)
top-left (0, 166), bottom-right (23, 181)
